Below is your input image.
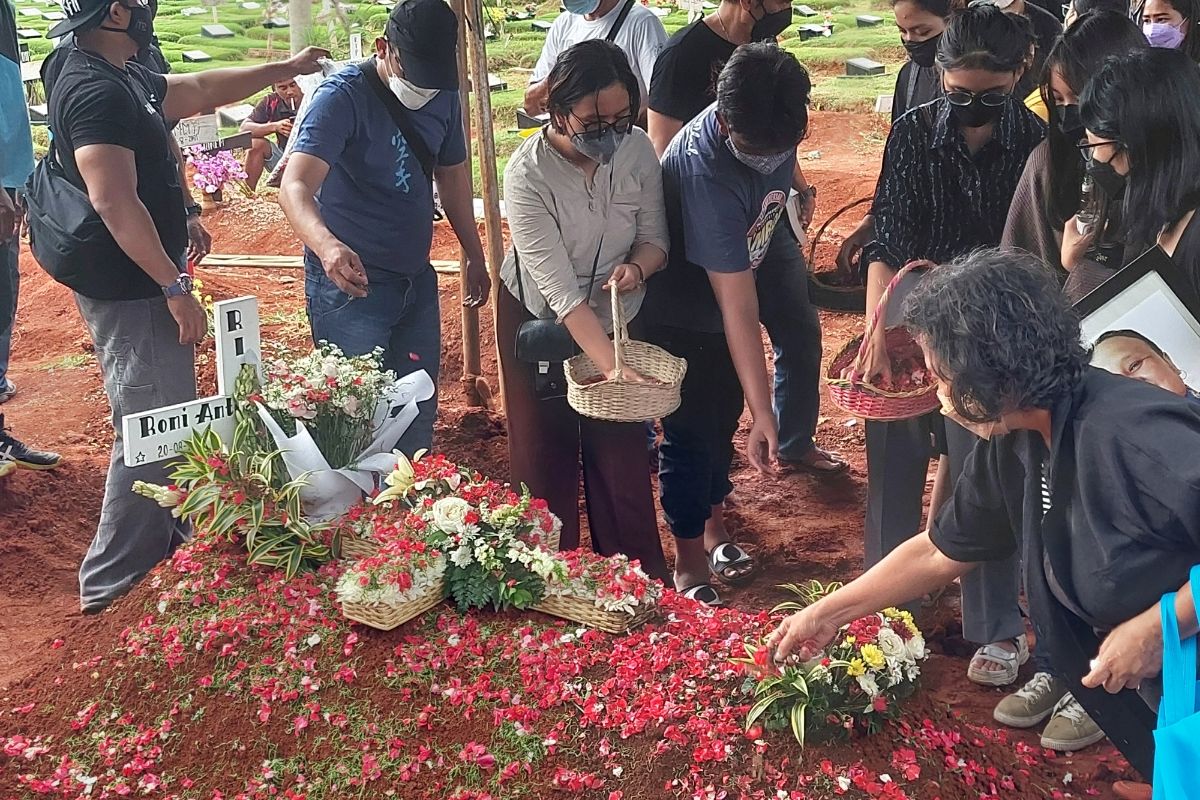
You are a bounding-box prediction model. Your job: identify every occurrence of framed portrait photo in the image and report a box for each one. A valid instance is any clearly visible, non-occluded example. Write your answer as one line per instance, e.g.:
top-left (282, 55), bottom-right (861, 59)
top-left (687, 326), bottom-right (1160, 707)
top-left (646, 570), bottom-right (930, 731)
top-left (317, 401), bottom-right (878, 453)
top-left (1075, 245), bottom-right (1200, 394)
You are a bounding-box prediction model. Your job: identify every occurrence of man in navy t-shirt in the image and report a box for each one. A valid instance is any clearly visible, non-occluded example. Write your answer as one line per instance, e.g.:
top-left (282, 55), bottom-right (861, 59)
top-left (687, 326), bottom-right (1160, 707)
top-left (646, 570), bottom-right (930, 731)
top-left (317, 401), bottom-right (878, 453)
top-left (280, 0), bottom-right (490, 456)
top-left (642, 43), bottom-right (811, 606)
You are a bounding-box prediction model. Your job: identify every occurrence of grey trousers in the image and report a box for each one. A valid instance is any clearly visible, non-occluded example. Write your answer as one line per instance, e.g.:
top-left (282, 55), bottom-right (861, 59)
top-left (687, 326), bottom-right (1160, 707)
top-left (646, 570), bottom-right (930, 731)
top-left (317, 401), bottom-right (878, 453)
top-left (76, 293), bottom-right (197, 611)
top-left (864, 414), bottom-right (1025, 645)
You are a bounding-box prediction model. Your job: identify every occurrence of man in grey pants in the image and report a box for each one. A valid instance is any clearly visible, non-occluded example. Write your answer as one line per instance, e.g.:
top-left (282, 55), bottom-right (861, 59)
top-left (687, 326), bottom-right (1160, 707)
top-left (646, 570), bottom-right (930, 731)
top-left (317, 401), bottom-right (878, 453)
top-left (42, 0), bottom-right (326, 612)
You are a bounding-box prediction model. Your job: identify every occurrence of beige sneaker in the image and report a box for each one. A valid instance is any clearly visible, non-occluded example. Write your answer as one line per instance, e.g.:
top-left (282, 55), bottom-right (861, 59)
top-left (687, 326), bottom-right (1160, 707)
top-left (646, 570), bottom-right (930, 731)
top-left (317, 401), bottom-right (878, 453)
top-left (993, 672), bottom-right (1067, 728)
top-left (1040, 693), bottom-right (1106, 751)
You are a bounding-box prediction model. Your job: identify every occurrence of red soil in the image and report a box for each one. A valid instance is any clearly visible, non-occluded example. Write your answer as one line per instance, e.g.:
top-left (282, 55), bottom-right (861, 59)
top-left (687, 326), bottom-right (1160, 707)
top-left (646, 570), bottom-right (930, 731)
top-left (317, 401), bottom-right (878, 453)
top-left (0, 112), bottom-right (1133, 797)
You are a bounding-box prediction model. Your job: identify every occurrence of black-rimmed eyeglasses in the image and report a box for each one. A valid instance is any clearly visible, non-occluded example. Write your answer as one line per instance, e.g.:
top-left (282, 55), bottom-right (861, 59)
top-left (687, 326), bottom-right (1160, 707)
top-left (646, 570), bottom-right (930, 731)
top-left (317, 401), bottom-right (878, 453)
top-left (570, 111), bottom-right (635, 138)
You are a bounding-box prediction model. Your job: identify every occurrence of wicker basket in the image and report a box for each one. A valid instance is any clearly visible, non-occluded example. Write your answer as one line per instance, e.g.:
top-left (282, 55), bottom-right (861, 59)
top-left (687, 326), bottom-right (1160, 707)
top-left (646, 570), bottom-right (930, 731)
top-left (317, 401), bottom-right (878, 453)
top-left (565, 284), bottom-right (687, 423)
top-left (339, 531), bottom-right (380, 560)
top-left (825, 262), bottom-right (940, 422)
top-left (340, 575), bottom-right (448, 631)
top-left (805, 196), bottom-right (873, 314)
top-left (533, 594), bottom-right (656, 635)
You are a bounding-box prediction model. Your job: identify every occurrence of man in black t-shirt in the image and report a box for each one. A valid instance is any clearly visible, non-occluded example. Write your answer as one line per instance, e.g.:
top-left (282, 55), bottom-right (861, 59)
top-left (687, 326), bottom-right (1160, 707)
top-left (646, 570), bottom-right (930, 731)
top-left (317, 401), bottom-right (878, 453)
top-left (647, 0), bottom-right (848, 479)
top-left (240, 76), bottom-right (303, 189)
top-left (41, 0), bottom-right (326, 613)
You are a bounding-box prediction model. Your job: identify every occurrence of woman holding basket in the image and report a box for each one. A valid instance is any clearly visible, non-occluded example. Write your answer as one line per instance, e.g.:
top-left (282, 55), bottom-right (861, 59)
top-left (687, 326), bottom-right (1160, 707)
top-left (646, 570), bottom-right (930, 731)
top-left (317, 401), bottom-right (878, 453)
top-left (855, 5), bottom-right (1045, 687)
top-left (496, 40), bottom-right (670, 581)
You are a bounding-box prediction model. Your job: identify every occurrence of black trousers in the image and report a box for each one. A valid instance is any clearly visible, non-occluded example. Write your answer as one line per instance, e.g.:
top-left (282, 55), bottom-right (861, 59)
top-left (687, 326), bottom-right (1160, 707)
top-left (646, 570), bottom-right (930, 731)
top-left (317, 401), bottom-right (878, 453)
top-left (647, 325), bottom-right (743, 540)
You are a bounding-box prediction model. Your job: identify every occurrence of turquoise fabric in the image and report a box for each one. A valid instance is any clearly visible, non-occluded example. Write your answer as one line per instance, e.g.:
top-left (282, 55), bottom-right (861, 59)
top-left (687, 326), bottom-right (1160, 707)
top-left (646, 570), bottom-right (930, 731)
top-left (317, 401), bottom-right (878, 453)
top-left (1153, 563), bottom-right (1200, 799)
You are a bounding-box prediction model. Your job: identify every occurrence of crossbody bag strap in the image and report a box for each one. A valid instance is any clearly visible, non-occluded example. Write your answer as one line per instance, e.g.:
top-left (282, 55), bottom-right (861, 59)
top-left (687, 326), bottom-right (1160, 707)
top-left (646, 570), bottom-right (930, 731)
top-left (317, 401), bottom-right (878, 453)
top-left (605, 0), bottom-right (636, 42)
top-left (358, 57), bottom-right (436, 186)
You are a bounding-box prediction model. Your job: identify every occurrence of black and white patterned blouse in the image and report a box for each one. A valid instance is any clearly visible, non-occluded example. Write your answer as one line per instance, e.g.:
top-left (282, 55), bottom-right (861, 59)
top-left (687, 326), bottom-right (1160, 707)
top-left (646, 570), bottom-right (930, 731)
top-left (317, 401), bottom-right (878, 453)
top-left (862, 97), bottom-right (1046, 271)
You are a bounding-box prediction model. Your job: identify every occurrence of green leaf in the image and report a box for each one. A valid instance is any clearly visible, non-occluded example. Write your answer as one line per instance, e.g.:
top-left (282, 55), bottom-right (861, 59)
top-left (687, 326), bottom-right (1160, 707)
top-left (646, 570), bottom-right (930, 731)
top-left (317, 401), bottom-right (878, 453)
top-left (248, 531), bottom-right (292, 564)
top-left (745, 690), bottom-right (786, 730)
top-left (285, 544), bottom-right (304, 579)
top-left (789, 702), bottom-right (808, 746)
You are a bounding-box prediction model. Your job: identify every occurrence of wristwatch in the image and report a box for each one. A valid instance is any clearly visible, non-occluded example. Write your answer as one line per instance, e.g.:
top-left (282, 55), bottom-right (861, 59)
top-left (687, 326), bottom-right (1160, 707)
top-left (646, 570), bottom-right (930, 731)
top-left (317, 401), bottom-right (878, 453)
top-left (162, 272), bottom-right (195, 299)
top-left (185, 202), bottom-right (202, 218)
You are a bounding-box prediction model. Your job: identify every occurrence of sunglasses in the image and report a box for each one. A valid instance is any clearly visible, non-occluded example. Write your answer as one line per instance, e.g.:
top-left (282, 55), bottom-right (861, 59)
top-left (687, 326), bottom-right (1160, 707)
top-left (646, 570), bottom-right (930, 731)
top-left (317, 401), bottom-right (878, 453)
top-left (1076, 139), bottom-right (1125, 161)
top-left (570, 111), bottom-right (634, 138)
top-left (945, 89), bottom-right (1010, 107)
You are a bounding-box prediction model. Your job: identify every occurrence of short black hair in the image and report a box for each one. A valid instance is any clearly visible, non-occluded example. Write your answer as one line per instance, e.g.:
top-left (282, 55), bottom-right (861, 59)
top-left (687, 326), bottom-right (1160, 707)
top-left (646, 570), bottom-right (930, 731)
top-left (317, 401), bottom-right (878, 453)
top-left (1080, 47), bottom-right (1200, 247)
top-left (903, 248), bottom-right (1089, 422)
top-left (1158, 0), bottom-right (1200, 62)
top-left (1093, 328), bottom-right (1167, 357)
top-left (890, 0), bottom-right (962, 16)
top-left (1041, 11), bottom-right (1147, 227)
top-left (1071, 0), bottom-right (1130, 15)
top-left (936, 4), bottom-right (1035, 73)
top-left (715, 43), bottom-right (810, 152)
top-left (546, 40), bottom-right (641, 127)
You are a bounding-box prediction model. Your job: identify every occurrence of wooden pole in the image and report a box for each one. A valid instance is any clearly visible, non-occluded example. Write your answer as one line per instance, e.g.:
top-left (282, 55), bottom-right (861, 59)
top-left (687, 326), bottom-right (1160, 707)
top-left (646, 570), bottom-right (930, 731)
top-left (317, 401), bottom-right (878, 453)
top-left (450, 0), bottom-right (487, 409)
top-left (460, 0), bottom-right (506, 409)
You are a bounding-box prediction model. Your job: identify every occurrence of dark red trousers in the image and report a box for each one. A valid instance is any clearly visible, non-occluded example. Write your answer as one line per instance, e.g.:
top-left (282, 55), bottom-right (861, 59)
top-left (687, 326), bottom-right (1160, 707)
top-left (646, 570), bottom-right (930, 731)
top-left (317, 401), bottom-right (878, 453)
top-left (496, 287), bottom-right (670, 583)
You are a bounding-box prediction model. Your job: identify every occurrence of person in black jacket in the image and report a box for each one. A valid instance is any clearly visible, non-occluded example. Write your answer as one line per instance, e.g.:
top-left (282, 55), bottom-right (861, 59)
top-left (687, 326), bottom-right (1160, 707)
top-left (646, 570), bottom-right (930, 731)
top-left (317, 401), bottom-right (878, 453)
top-left (770, 248), bottom-right (1200, 794)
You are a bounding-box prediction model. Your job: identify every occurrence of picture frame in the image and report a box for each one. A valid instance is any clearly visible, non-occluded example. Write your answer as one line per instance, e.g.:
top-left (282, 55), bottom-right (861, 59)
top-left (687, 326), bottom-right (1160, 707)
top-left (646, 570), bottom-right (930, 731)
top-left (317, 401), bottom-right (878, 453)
top-left (1075, 245), bottom-right (1200, 393)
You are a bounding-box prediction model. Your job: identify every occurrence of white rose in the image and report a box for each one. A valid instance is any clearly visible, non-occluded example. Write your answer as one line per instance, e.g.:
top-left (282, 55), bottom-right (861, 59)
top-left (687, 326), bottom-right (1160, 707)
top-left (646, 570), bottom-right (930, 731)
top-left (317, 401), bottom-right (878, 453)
top-left (322, 358), bottom-right (339, 379)
top-left (906, 634), bottom-right (926, 661)
top-left (857, 673), bottom-right (880, 700)
top-left (877, 627), bottom-right (907, 661)
top-left (432, 497), bottom-right (475, 536)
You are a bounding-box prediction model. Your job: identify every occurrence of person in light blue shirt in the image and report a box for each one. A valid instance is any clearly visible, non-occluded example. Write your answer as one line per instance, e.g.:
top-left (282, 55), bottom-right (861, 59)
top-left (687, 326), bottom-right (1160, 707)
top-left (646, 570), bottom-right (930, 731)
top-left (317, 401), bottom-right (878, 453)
top-left (280, 0), bottom-right (490, 456)
top-left (0, 0), bottom-right (34, 403)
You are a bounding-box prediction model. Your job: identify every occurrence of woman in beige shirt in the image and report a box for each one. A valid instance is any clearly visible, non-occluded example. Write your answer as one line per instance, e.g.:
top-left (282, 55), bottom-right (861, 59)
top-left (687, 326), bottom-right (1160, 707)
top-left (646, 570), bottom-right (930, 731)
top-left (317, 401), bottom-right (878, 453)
top-left (496, 40), bottom-right (670, 580)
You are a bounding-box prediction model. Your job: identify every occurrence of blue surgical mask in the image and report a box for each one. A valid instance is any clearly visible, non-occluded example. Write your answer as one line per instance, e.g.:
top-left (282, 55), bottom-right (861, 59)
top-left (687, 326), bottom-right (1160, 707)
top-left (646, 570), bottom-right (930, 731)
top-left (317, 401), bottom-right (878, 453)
top-left (564, 0), bottom-right (601, 14)
top-left (725, 137), bottom-right (795, 174)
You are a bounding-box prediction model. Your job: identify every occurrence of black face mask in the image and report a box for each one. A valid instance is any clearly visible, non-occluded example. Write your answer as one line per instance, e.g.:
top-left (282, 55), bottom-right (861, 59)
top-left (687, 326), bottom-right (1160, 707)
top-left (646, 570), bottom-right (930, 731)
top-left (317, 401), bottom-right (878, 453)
top-left (903, 33), bottom-right (941, 69)
top-left (1087, 157), bottom-right (1127, 197)
top-left (751, 5), bottom-right (792, 40)
top-left (1056, 104), bottom-right (1085, 140)
top-left (101, 4), bottom-right (155, 50)
top-left (949, 97), bottom-right (1006, 129)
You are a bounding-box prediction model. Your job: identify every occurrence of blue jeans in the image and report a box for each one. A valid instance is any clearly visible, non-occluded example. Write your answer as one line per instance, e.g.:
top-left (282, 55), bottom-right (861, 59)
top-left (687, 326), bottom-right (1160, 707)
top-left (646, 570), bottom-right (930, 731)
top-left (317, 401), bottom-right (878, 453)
top-left (304, 254), bottom-right (441, 455)
top-left (756, 226), bottom-right (822, 462)
top-left (0, 190), bottom-right (18, 392)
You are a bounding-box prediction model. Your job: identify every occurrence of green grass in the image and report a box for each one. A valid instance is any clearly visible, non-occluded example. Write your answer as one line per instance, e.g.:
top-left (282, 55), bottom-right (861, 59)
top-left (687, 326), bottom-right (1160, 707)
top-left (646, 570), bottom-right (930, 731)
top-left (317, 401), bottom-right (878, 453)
top-left (37, 353), bottom-right (94, 371)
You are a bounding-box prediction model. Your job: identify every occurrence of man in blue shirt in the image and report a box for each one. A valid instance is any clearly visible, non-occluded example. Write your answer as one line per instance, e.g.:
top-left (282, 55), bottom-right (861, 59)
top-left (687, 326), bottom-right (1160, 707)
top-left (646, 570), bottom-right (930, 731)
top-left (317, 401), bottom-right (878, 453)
top-left (281, 0), bottom-right (490, 456)
top-left (642, 43), bottom-right (810, 606)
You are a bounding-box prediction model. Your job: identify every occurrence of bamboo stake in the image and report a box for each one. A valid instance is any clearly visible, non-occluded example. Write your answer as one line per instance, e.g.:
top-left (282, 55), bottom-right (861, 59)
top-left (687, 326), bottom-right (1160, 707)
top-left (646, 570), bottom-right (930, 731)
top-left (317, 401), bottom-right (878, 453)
top-left (461, 0), bottom-right (506, 409)
top-left (450, 0), bottom-right (487, 409)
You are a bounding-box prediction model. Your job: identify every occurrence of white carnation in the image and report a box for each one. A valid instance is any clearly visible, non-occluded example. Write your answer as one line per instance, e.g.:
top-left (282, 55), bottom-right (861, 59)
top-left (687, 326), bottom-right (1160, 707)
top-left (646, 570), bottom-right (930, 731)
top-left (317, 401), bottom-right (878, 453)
top-left (857, 673), bottom-right (881, 700)
top-left (877, 627), bottom-right (907, 662)
top-left (906, 633), bottom-right (926, 661)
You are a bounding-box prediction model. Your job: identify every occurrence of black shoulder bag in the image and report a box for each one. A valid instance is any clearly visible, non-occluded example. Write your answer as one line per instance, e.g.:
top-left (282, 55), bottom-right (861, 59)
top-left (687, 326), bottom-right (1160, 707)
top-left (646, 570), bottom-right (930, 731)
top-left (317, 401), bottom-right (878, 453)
top-left (513, 238), bottom-right (604, 400)
top-left (25, 68), bottom-right (149, 298)
top-left (359, 57), bottom-right (436, 187)
top-left (605, 0), bottom-right (636, 41)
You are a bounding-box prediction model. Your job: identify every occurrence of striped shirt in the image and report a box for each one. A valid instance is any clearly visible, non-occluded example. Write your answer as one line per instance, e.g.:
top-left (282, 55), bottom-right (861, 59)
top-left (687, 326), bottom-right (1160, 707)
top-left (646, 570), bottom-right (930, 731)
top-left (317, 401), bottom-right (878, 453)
top-left (862, 97), bottom-right (1046, 271)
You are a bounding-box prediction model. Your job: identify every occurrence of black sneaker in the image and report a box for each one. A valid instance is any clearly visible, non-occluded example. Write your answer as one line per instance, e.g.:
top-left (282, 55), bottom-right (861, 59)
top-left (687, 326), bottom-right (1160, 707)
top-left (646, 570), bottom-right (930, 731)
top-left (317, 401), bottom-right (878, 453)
top-left (0, 414), bottom-right (62, 470)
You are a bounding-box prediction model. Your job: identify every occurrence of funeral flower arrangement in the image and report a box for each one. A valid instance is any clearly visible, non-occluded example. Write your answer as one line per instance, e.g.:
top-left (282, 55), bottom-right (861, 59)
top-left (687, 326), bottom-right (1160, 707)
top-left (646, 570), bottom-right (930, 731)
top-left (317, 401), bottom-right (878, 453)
top-left (334, 539), bottom-right (445, 608)
top-left (733, 581), bottom-right (927, 745)
top-left (254, 344), bottom-right (397, 470)
top-left (185, 146), bottom-right (247, 196)
top-left (541, 549), bottom-right (662, 616)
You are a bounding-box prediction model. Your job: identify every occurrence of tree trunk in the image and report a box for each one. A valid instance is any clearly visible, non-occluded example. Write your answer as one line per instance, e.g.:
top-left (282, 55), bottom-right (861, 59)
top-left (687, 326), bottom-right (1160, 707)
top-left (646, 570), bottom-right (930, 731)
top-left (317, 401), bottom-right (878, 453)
top-left (289, 0), bottom-right (311, 55)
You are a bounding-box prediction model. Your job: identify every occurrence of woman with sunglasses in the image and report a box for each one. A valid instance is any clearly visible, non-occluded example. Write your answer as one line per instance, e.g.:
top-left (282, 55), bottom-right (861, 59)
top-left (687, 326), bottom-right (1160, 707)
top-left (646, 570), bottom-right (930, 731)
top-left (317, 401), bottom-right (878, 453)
top-left (856, 4), bottom-right (1045, 690)
top-left (496, 40), bottom-right (670, 581)
top-left (1002, 11), bottom-right (1148, 301)
top-left (1079, 47), bottom-right (1200, 298)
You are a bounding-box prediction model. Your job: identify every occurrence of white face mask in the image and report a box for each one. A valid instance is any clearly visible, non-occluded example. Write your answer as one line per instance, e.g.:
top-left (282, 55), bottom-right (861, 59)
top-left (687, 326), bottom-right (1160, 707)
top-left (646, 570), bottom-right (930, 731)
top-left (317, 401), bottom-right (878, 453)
top-left (388, 73), bottom-right (440, 110)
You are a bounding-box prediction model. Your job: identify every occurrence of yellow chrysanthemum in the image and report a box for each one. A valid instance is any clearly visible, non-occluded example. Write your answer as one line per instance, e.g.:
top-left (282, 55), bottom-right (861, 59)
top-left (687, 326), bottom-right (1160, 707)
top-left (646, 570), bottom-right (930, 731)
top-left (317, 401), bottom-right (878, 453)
top-left (860, 644), bottom-right (886, 671)
top-left (846, 658), bottom-right (866, 677)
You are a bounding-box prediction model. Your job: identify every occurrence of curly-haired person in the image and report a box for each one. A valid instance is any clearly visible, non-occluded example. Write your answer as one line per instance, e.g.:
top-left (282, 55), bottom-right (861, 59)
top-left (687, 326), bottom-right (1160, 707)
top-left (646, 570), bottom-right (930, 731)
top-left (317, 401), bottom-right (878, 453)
top-left (768, 248), bottom-right (1200, 797)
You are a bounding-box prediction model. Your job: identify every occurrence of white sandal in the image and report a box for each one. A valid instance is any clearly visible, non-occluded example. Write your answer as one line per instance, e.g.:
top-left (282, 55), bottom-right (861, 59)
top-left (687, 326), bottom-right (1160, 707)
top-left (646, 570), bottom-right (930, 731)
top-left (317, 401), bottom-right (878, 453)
top-left (967, 634), bottom-right (1030, 687)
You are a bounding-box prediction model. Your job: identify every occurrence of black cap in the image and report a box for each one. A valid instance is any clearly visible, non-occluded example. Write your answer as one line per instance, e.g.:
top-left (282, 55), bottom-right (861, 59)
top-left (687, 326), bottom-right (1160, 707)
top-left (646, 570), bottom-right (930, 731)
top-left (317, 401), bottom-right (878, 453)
top-left (48, 0), bottom-right (113, 39)
top-left (386, 0), bottom-right (459, 90)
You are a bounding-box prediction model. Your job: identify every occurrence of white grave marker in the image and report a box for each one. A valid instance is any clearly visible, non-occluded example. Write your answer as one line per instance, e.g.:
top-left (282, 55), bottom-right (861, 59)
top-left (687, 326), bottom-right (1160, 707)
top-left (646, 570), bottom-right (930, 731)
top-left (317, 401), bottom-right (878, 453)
top-left (173, 113), bottom-right (220, 149)
top-left (349, 33), bottom-right (362, 61)
top-left (122, 296), bottom-right (262, 465)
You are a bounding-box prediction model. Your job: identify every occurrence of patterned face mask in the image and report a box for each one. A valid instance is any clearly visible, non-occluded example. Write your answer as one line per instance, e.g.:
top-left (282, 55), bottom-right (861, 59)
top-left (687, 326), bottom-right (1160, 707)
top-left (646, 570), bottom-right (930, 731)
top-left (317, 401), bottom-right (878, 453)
top-left (725, 137), bottom-right (795, 175)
